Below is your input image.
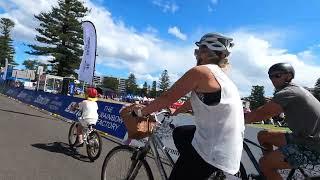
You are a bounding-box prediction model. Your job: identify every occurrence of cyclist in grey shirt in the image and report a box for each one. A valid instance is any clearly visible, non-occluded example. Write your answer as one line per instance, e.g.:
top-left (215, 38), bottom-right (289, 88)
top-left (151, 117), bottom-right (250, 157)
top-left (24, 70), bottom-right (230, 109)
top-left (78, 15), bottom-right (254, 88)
top-left (245, 63), bottom-right (320, 180)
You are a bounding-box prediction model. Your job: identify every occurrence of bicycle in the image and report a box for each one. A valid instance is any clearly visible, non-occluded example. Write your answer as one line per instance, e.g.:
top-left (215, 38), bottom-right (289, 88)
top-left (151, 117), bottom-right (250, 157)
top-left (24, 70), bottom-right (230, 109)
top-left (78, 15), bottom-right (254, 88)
top-left (101, 109), bottom-right (247, 180)
top-left (68, 122), bottom-right (103, 162)
top-left (240, 136), bottom-right (320, 179)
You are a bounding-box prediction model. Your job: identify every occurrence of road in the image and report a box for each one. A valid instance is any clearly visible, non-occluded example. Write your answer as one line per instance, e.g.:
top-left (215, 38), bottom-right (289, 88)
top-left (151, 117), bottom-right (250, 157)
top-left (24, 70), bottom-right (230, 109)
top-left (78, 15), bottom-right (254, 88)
top-left (0, 95), bottom-right (166, 180)
top-left (2, 94), bottom-right (317, 180)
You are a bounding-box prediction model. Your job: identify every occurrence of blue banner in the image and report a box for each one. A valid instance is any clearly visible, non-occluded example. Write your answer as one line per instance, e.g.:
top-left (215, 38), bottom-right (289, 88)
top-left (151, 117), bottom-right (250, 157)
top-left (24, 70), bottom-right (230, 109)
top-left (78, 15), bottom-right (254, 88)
top-left (2, 88), bottom-right (127, 140)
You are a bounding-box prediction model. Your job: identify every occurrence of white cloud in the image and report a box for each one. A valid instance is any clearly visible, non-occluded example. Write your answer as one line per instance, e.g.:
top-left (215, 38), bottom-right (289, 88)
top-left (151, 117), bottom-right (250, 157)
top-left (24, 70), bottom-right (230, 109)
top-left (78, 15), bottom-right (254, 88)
top-left (152, 0), bottom-right (179, 13)
top-left (2, 0), bottom-right (320, 97)
top-left (0, 0), bottom-right (58, 42)
top-left (228, 31), bottom-right (320, 96)
top-left (208, 0), bottom-right (218, 13)
top-left (168, 26), bottom-right (187, 40)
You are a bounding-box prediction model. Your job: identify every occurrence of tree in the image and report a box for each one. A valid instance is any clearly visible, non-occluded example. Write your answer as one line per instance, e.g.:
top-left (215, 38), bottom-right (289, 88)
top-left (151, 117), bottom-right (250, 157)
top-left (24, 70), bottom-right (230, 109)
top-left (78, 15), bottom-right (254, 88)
top-left (102, 76), bottom-right (119, 91)
top-left (158, 70), bottom-right (170, 94)
top-left (313, 78), bottom-right (320, 101)
top-left (23, 59), bottom-right (38, 70)
top-left (142, 81), bottom-right (148, 96)
top-left (147, 85), bottom-right (151, 96)
top-left (126, 73), bottom-right (137, 95)
top-left (22, 59), bottom-right (49, 73)
top-left (248, 85), bottom-right (266, 110)
top-left (26, 0), bottom-right (88, 76)
top-left (0, 18), bottom-right (16, 67)
top-left (150, 81), bottom-right (157, 98)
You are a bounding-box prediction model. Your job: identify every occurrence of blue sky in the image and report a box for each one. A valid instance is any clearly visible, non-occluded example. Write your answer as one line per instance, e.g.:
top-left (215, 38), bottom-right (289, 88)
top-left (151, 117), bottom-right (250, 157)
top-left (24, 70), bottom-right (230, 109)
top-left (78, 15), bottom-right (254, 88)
top-left (1, 0), bottom-right (320, 96)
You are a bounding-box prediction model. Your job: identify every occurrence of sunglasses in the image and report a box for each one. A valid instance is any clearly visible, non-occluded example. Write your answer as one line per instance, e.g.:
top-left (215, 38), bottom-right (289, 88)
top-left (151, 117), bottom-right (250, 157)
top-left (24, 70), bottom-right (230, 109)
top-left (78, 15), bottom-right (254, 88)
top-left (269, 73), bottom-right (284, 79)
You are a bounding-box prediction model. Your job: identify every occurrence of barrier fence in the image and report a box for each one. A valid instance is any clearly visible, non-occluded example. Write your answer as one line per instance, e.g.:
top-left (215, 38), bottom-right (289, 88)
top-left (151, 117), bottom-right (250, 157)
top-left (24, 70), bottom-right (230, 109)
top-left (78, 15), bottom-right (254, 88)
top-left (0, 84), bottom-right (198, 161)
top-left (0, 85), bottom-right (127, 141)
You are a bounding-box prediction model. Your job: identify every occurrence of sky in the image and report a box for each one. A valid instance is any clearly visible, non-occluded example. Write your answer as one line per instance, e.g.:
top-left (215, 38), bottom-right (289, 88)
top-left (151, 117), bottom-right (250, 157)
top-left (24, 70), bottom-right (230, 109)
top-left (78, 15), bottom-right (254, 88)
top-left (1, 0), bottom-right (320, 97)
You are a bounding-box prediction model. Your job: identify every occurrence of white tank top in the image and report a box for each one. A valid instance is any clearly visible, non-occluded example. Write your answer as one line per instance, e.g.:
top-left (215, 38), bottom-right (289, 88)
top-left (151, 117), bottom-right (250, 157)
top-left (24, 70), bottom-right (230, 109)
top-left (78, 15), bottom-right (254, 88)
top-left (191, 64), bottom-right (245, 175)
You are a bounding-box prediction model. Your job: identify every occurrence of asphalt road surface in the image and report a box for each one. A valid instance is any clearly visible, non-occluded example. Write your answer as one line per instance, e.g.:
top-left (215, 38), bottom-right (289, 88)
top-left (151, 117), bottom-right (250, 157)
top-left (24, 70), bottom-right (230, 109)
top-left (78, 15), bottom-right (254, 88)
top-left (0, 95), bottom-right (167, 180)
top-left (1, 94), bottom-right (319, 180)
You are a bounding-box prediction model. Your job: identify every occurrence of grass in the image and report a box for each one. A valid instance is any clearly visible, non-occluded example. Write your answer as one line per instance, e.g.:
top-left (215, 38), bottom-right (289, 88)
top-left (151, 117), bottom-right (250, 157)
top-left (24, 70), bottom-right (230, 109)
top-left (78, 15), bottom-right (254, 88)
top-left (248, 124), bottom-right (291, 132)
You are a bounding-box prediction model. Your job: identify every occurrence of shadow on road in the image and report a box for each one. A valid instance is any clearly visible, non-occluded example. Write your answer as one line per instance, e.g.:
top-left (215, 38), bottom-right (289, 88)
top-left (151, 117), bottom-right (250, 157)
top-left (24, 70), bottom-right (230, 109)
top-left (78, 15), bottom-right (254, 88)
top-left (0, 108), bottom-right (51, 119)
top-left (31, 142), bottom-right (92, 163)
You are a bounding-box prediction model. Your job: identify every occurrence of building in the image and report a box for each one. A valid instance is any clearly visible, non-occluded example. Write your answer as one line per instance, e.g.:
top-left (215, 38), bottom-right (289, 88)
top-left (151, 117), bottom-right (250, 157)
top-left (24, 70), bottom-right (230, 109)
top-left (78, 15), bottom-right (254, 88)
top-left (10, 69), bottom-right (36, 81)
top-left (118, 78), bottom-right (126, 94)
top-left (93, 76), bottom-right (103, 86)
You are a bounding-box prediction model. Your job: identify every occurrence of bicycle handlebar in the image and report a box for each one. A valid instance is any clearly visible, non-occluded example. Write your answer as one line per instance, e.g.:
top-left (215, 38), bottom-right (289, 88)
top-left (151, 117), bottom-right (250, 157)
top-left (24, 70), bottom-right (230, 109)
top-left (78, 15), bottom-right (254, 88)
top-left (152, 108), bottom-right (172, 124)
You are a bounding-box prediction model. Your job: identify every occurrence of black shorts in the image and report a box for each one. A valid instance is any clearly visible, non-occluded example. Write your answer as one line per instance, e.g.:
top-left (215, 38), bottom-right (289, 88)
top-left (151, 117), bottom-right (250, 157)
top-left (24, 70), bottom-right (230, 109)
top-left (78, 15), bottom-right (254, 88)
top-left (169, 125), bottom-right (222, 180)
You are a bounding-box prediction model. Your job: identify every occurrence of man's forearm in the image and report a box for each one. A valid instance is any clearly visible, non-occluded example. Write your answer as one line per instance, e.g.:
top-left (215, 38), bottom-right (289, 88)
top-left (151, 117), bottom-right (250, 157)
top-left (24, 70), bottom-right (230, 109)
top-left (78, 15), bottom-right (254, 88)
top-left (244, 112), bottom-right (259, 124)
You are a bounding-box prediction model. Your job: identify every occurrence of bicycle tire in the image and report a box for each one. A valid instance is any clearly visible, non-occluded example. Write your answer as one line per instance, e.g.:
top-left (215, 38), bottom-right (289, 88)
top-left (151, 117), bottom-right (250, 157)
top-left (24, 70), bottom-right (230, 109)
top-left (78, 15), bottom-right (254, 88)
top-left (101, 145), bottom-right (154, 180)
top-left (68, 122), bottom-right (78, 146)
top-left (86, 130), bottom-right (102, 161)
top-left (237, 163), bottom-right (248, 180)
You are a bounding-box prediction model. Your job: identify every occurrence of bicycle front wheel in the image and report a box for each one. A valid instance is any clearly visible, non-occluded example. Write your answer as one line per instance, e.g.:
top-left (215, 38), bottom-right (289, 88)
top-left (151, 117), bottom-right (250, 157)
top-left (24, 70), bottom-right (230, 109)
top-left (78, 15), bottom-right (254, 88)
top-left (86, 130), bottom-right (102, 161)
top-left (101, 145), bottom-right (154, 180)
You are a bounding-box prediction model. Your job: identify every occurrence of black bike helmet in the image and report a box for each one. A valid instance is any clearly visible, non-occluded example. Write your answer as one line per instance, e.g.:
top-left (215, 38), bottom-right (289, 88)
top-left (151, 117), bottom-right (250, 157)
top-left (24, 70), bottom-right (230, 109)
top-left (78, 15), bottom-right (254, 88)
top-left (268, 63), bottom-right (295, 78)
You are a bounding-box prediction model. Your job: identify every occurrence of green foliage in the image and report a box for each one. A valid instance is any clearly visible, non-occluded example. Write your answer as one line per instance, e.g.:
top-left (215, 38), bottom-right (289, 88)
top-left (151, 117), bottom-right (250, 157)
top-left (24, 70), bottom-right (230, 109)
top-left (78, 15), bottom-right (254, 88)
top-left (126, 73), bottom-right (137, 95)
top-left (26, 0), bottom-right (89, 76)
top-left (248, 85), bottom-right (266, 110)
top-left (0, 18), bottom-right (16, 66)
top-left (150, 81), bottom-right (157, 98)
top-left (158, 70), bottom-right (170, 93)
top-left (23, 60), bottom-right (38, 70)
top-left (102, 76), bottom-right (119, 91)
top-left (142, 81), bottom-right (148, 96)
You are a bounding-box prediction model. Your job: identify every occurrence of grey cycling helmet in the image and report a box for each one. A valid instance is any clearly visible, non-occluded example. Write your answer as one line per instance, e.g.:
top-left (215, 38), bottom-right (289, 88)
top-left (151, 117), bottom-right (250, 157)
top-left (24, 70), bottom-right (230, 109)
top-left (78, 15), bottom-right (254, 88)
top-left (268, 63), bottom-right (295, 78)
top-left (195, 33), bottom-right (234, 57)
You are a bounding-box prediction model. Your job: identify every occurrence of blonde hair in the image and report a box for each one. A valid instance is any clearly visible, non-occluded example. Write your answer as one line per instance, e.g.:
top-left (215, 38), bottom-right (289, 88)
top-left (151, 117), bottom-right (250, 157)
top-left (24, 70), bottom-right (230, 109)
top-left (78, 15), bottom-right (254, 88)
top-left (208, 54), bottom-right (230, 69)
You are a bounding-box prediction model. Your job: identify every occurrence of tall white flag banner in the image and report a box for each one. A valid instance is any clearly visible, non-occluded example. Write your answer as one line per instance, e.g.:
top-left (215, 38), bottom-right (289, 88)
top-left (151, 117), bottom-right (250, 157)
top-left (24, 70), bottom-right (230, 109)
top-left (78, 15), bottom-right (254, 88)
top-left (2, 59), bottom-right (8, 80)
top-left (78, 21), bottom-right (97, 85)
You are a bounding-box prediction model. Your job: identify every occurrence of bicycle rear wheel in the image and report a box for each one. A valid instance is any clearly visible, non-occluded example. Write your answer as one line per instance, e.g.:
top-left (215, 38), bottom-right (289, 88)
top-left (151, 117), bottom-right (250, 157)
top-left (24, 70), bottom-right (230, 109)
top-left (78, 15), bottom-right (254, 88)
top-left (101, 145), bottom-right (154, 180)
top-left (68, 122), bottom-right (78, 146)
top-left (86, 130), bottom-right (102, 161)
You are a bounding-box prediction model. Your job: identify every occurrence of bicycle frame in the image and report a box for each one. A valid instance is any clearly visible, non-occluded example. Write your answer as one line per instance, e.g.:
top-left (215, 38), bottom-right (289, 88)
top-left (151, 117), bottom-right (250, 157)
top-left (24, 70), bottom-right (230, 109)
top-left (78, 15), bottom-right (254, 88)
top-left (242, 138), bottom-right (266, 176)
top-left (129, 111), bottom-right (176, 180)
top-left (242, 138), bottom-right (310, 179)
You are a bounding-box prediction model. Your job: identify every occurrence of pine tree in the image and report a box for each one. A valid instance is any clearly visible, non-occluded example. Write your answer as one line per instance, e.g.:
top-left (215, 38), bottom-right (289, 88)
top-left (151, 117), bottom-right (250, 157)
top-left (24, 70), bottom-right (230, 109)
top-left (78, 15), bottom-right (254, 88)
top-left (313, 78), bottom-right (320, 101)
top-left (248, 85), bottom-right (266, 110)
top-left (142, 81), bottom-right (148, 96)
top-left (158, 70), bottom-right (170, 93)
top-left (126, 73), bottom-right (137, 95)
top-left (147, 85), bottom-right (151, 97)
top-left (23, 60), bottom-right (39, 70)
top-left (26, 0), bottom-right (88, 76)
top-left (150, 81), bottom-right (157, 98)
top-left (0, 18), bottom-right (16, 66)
